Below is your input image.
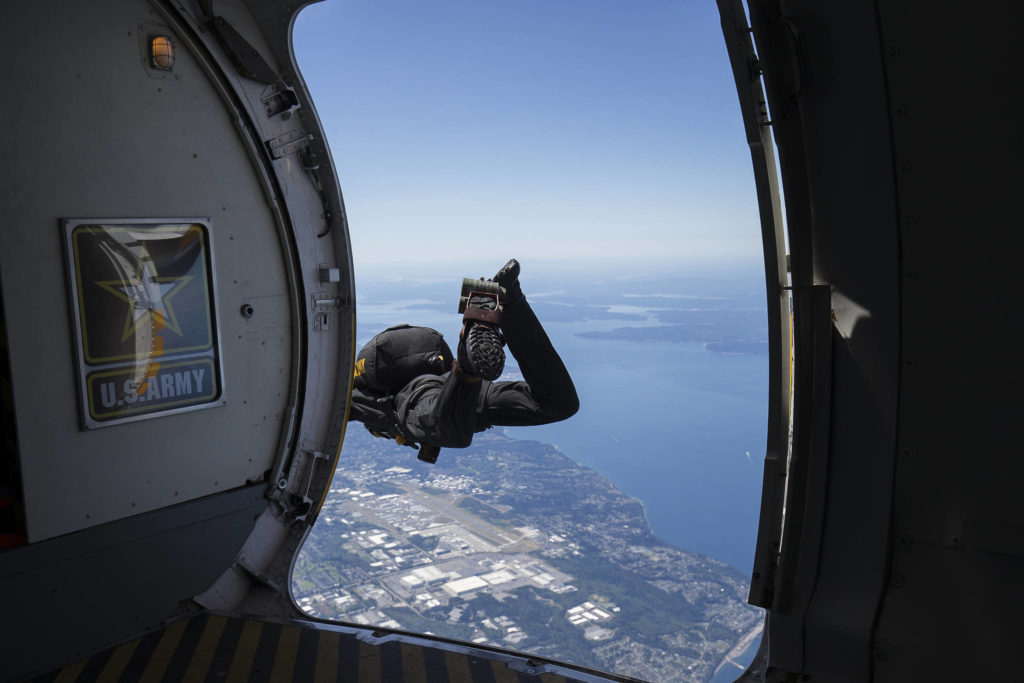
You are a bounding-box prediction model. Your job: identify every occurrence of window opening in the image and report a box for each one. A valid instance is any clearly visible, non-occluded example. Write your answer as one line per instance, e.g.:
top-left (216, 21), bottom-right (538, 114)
top-left (291, 2), bottom-right (771, 680)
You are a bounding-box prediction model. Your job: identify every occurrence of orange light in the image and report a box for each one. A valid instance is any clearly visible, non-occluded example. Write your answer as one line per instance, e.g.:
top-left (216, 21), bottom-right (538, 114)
top-left (150, 35), bottom-right (175, 70)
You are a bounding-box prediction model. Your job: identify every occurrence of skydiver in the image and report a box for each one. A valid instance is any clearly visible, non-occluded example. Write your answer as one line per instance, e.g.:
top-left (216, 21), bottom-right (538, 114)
top-left (348, 259), bottom-right (579, 462)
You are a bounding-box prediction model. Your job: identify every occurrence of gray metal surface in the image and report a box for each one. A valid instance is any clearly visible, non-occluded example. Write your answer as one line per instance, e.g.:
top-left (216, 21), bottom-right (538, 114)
top-left (0, 0), bottom-right (356, 675)
top-left (0, 485), bottom-right (266, 680)
top-left (716, 0), bottom-right (791, 612)
top-left (1, 0), bottom-right (294, 541)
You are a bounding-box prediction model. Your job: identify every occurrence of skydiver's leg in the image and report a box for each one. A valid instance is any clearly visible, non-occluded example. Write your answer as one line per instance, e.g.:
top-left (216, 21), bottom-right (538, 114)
top-left (478, 286), bottom-right (579, 428)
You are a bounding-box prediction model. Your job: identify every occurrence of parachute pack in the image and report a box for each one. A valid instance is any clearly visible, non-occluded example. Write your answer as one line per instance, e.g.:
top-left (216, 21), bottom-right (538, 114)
top-left (351, 325), bottom-right (453, 463)
top-left (353, 325), bottom-right (453, 396)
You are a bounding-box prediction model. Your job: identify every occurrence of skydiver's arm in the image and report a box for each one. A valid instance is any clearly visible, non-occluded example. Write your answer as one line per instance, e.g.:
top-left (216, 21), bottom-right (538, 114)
top-left (394, 372), bottom-right (482, 448)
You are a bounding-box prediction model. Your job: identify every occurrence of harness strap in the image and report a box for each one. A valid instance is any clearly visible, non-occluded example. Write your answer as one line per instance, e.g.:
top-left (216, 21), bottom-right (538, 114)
top-left (462, 291), bottom-right (502, 325)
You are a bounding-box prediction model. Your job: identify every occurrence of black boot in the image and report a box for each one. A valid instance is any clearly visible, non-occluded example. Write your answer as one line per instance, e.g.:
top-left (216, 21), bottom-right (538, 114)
top-left (493, 258), bottom-right (523, 305)
top-left (458, 293), bottom-right (505, 381)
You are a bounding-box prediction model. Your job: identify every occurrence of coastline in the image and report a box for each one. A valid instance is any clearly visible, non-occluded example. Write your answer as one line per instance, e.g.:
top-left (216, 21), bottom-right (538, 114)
top-left (712, 621), bottom-right (764, 680)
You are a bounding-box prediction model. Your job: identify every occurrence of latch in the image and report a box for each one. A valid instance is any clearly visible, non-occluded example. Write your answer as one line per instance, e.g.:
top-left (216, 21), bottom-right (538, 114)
top-left (274, 447), bottom-right (332, 522)
top-left (261, 84), bottom-right (300, 119)
top-left (311, 292), bottom-right (343, 331)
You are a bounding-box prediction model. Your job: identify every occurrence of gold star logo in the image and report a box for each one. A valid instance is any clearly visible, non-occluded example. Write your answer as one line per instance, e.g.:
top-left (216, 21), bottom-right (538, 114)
top-left (95, 245), bottom-right (193, 344)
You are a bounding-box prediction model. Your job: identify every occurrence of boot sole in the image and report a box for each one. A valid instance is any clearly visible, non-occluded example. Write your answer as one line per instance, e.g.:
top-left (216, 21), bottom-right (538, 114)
top-left (466, 323), bottom-right (505, 381)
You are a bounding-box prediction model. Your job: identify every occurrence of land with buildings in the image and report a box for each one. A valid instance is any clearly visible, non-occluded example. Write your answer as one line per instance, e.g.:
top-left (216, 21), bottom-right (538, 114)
top-left (293, 429), bottom-right (762, 682)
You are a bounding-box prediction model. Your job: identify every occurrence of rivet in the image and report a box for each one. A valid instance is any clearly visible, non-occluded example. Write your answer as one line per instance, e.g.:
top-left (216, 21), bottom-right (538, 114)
top-left (906, 269), bottom-right (917, 280)
top-left (897, 535), bottom-right (911, 546)
top-left (891, 575), bottom-right (905, 588)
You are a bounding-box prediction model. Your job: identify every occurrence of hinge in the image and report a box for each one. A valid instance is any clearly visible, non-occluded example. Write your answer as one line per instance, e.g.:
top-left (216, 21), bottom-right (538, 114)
top-left (265, 129), bottom-right (313, 159)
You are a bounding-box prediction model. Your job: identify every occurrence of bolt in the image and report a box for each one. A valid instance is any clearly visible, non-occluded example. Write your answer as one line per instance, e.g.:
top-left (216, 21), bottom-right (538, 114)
top-left (897, 535), bottom-right (911, 547)
top-left (891, 575), bottom-right (905, 588)
top-left (240, 303), bottom-right (254, 319)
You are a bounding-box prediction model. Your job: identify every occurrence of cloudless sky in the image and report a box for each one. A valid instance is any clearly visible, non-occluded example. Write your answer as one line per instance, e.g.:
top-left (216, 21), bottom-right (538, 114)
top-left (292, 0), bottom-right (761, 270)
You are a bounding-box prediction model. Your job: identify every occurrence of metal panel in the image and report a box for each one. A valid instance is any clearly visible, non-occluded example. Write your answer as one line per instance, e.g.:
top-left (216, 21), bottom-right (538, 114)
top-left (873, 1), bottom-right (1024, 679)
top-left (0, 485), bottom-right (266, 681)
top-left (743, 1), bottom-right (902, 679)
top-left (716, 0), bottom-right (792, 610)
top-left (0, 0), bottom-right (293, 541)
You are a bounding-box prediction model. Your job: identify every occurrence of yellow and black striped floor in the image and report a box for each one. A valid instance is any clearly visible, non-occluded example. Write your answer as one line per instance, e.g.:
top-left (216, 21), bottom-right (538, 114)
top-left (29, 613), bottom-right (610, 682)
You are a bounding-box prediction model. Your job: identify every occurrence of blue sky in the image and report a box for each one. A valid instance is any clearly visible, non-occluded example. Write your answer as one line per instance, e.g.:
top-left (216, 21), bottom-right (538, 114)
top-left (292, 1), bottom-right (760, 271)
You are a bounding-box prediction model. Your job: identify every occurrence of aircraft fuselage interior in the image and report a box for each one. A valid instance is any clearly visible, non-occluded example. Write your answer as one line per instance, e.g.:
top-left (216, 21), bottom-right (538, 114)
top-left (1, 1), bottom-right (1021, 681)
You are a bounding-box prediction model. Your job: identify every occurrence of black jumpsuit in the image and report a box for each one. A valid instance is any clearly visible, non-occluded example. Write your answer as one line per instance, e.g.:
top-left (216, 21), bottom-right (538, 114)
top-left (390, 294), bottom-right (579, 449)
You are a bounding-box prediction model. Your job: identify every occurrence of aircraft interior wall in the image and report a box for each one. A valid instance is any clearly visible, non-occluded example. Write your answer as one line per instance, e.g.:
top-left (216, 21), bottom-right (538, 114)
top-left (740, 1), bottom-right (1024, 680)
top-left (0, 278), bottom-right (26, 547)
top-left (2, 0), bottom-right (294, 543)
top-left (2, 0), bottom-right (1021, 680)
top-left (0, 0), bottom-right (355, 677)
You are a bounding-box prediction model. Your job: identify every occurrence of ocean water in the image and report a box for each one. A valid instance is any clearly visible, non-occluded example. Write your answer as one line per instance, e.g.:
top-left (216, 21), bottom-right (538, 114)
top-left (515, 331), bottom-right (766, 572)
top-left (354, 261), bottom-right (768, 573)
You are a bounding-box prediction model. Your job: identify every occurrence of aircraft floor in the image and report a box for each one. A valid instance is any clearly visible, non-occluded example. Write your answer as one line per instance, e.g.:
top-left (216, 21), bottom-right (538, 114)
top-left (26, 612), bottom-right (605, 682)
